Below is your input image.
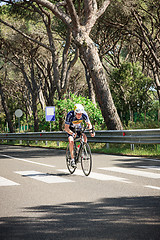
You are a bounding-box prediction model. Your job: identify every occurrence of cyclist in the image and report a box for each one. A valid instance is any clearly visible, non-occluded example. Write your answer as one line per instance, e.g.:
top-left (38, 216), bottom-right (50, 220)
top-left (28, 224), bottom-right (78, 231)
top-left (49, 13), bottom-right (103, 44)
top-left (65, 104), bottom-right (95, 167)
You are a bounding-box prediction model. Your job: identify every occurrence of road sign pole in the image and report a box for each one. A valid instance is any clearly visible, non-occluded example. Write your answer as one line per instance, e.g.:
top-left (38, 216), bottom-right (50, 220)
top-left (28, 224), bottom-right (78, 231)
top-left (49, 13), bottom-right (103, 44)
top-left (15, 109), bottom-right (23, 144)
top-left (18, 118), bottom-right (20, 133)
top-left (15, 109), bottom-right (23, 133)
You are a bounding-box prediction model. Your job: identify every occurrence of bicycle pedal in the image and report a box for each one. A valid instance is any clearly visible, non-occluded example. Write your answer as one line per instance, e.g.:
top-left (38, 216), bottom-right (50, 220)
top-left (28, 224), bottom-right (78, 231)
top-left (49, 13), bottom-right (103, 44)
top-left (71, 164), bottom-right (77, 169)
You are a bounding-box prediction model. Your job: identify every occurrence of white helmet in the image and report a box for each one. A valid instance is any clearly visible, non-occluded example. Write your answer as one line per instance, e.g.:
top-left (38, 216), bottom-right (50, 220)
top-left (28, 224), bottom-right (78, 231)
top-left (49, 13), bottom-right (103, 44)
top-left (74, 104), bottom-right (84, 114)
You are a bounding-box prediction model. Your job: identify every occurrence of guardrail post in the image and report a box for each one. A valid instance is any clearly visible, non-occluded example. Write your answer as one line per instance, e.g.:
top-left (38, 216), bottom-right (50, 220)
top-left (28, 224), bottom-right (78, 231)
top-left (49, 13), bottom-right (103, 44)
top-left (131, 144), bottom-right (134, 151)
top-left (106, 143), bottom-right (109, 149)
top-left (42, 130), bottom-right (47, 145)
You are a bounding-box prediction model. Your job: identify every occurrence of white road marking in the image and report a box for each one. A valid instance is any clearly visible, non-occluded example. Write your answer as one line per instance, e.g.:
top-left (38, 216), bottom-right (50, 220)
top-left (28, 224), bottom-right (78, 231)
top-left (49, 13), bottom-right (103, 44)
top-left (58, 169), bottom-right (131, 183)
top-left (99, 167), bottom-right (160, 179)
top-left (145, 185), bottom-right (160, 190)
top-left (0, 154), bottom-right (55, 168)
top-left (0, 176), bottom-right (20, 186)
top-left (138, 166), bottom-right (160, 171)
top-left (15, 170), bottom-right (74, 183)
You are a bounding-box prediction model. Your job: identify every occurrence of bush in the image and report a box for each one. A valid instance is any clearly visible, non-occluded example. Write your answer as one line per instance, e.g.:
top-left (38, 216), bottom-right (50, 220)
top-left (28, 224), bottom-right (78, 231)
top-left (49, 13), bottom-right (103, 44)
top-left (55, 94), bottom-right (104, 130)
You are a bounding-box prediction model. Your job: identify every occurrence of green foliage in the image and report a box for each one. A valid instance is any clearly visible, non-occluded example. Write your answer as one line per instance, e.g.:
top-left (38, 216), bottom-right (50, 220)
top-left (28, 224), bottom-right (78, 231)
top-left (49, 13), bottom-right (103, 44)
top-left (110, 62), bottom-right (155, 125)
top-left (111, 62), bottom-right (153, 109)
top-left (0, 113), bottom-right (6, 132)
top-left (126, 100), bottom-right (160, 129)
top-left (55, 94), bottom-right (104, 130)
top-left (1, 2), bottom-right (39, 21)
top-left (19, 95), bottom-right (105, 132)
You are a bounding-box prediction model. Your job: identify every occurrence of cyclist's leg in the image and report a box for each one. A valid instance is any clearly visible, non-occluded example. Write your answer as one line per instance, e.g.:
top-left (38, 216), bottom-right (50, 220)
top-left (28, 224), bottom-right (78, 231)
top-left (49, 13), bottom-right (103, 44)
top-left (68, 136), bottom-right (74, 160)
top-left (82, 133), bottom-right (87, 143)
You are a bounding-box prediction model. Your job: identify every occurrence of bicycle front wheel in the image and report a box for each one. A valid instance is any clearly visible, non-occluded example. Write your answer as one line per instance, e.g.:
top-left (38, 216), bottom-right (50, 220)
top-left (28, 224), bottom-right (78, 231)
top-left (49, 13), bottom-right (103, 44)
top-left (81, 143), bottom-right (92, 176)
top-left (66, 144), bottom-right (76, 174)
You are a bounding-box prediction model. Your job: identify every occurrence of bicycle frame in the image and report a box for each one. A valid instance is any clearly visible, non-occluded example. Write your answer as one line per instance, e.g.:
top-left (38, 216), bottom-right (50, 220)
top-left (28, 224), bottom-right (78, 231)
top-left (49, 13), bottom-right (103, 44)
top-left (74, 136), bottom-right (84, 164)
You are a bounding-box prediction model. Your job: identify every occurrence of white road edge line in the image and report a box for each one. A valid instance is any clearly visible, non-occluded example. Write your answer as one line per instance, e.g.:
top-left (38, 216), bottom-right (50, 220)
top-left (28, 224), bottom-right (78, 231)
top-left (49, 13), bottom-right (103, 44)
top-left (0, 154), bottom-right (55, 168)
top-left (145, 185), bottom-right (160, 190)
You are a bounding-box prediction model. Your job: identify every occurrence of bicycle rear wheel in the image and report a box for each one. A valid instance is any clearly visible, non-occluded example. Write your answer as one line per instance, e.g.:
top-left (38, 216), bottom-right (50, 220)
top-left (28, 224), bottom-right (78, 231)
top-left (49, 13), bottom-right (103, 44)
top-left (81, 143), bottom-right (92, 176)
top-left (66, 144), bottom-right (76, 174)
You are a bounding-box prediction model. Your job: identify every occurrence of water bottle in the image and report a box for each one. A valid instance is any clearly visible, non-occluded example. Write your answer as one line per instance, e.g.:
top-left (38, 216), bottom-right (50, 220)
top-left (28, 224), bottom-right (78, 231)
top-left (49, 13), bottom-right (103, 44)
top-left (77, 144), bottom-right (80, 151)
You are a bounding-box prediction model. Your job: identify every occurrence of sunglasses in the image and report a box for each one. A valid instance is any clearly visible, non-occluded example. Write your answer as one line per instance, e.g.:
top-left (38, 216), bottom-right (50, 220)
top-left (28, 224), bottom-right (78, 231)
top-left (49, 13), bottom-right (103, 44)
top-left (76, 113), bottom-right (82, 115)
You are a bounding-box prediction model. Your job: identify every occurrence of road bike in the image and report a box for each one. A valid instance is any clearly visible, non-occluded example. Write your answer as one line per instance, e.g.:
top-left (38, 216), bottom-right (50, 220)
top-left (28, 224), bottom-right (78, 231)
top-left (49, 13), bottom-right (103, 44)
top-left (66, 126), bottom-right (94, 176)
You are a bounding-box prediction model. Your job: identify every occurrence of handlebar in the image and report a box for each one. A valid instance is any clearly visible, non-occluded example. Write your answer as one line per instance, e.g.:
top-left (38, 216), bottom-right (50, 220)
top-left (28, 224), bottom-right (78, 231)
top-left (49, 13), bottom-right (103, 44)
top-left (73, 125), bottom-right (95, 134)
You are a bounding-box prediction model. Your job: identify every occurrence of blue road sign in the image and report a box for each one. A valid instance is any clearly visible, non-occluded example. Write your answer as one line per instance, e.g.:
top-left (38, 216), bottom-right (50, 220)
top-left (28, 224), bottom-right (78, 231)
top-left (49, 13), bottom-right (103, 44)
top-left (45, 106), bottom-right (55, 121)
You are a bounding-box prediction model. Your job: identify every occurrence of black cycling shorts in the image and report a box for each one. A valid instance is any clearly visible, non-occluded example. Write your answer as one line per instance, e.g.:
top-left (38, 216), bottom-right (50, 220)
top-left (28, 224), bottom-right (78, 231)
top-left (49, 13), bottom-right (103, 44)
top-left (67, 126), bottom-right (81, 138)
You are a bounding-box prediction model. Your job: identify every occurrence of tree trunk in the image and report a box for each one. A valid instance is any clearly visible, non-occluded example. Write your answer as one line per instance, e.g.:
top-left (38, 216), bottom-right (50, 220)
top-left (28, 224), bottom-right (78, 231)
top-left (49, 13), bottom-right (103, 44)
top-left (30, 54), bottom-right (39, 132)
top-left (78, 34), bottom-right (123, 129)
top-left (86, 69), bottom-right (96, 105)
top-left (18, 54), bottom-right (39, 132)
top-left (0, 82), bottom-right (15, 133)
top-left (32, 99), bottom-right (39, 132)
top-left (151, 64), bottom-right (160, 101)
top-left (80, 56), bottom-right (96, 105)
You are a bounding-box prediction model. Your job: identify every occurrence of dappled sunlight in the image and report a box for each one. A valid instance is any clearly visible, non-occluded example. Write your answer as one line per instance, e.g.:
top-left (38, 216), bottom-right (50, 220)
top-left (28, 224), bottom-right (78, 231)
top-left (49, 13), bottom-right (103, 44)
top-left (0, 196), bottom-right (160, 239)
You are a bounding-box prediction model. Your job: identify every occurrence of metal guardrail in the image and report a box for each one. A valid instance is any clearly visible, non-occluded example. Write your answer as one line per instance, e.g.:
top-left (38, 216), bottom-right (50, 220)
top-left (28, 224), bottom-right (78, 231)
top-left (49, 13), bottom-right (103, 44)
top-left (91, 129), bottom-right (160, 144)
top-left (0, 129), bottom-right (160, 144)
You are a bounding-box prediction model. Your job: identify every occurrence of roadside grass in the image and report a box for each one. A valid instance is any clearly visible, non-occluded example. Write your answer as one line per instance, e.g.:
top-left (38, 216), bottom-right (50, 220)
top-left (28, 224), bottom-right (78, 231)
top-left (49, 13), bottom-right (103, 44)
top-left (89, 143), bottom-right (160, 158)
top-left (1, 140), bottom-right (160, 158)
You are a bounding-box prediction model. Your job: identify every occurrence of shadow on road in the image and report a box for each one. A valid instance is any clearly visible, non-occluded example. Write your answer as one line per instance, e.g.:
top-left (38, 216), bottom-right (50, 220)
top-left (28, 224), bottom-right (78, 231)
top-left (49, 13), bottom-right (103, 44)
top-left (0, 145), bottom-right (66, 159)
top-left (115, 157), bottom-right (160, 169)
top-left (22, 172), bottom-right (70, 177)
top-left (0, 196), bottom-right (160, 240)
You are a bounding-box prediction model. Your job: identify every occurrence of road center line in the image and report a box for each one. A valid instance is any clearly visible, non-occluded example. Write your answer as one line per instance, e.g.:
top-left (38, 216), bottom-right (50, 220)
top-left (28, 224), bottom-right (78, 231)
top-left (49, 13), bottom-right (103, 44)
top-left (0, 154), bottom-right (55, 168)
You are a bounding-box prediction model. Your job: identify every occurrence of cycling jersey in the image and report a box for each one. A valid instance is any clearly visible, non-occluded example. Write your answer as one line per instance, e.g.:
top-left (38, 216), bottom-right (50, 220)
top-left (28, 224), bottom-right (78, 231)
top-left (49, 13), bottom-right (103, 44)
top-left (65, 110), bottom-right (90, 130)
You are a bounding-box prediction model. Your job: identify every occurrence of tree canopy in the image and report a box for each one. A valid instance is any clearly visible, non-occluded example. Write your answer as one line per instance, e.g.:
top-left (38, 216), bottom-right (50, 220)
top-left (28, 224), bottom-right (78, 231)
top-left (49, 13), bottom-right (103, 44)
top-left (0, 0), bottom-right (159, 132)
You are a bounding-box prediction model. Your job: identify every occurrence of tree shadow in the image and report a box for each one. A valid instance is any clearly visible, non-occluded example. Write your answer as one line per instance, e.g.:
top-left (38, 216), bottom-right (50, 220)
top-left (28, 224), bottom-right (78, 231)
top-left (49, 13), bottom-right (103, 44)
top-left (21, 172), bottom-right (70, 177)
top-left (0, 145), bottom-right (66, 160)
top-left (114, 157), bottom-right (160, 169)
top-left (0, 196), bottom-right (160, 240)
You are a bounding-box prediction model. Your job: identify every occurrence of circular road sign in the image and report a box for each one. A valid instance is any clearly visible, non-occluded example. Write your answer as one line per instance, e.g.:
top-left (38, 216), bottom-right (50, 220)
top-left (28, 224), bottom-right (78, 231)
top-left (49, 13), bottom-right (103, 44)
top-left (15, 109), bottom-right (23, 118)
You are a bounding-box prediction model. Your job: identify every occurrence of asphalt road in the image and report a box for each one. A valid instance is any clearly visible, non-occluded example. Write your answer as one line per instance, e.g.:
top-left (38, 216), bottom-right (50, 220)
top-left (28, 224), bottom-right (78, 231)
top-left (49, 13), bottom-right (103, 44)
top-left (0, 145), bottom-right (160, 240)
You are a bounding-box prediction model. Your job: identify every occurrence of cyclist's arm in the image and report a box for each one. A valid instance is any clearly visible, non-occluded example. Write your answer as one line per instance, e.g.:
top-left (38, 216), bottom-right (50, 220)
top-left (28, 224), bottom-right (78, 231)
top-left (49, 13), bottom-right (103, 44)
top-left (87, 121), bottom-right (95, 137)
top-left (65, 124), bottom-right (75, 136)
top-left (87, 121), bottom-right (92, 131)
top-left (83, 112), bottom-right (92, 132)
